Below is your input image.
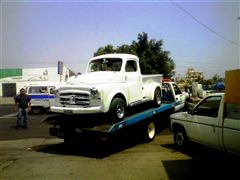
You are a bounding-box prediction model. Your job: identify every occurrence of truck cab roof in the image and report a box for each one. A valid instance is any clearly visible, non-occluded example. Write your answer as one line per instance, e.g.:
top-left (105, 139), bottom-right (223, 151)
top-left (90, 54), bottom-right (139, 61)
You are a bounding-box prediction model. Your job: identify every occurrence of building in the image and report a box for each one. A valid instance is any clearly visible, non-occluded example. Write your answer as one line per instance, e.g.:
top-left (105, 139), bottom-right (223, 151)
top-left (186, 68), bottom-right (204, 82)
top-left (0, 66), bottom-right (75, 97)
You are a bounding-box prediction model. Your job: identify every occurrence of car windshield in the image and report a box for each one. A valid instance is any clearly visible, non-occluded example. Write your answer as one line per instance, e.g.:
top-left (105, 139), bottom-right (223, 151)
top-left (89, 58), bottom-right (122, 72)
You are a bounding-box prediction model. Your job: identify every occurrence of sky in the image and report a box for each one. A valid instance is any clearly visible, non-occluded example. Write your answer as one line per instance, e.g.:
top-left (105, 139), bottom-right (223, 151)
top-left (1, 0), bottom-right (239, 79)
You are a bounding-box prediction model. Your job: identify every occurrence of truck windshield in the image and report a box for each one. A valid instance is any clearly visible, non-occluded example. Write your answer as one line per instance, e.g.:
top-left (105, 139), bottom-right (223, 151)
top-left (89, 58), bottom-right (122, 72)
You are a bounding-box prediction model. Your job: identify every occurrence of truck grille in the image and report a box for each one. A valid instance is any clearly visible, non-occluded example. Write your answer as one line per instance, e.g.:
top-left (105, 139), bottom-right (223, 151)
top-left (59, 92), bottom-right (90, 106)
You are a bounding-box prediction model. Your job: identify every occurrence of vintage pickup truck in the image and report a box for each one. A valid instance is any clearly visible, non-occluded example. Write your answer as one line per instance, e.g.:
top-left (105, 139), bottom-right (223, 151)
top-left (170, 93), bottom-right (240, 155)
top-left (51, 54), bottom-right (162, 121)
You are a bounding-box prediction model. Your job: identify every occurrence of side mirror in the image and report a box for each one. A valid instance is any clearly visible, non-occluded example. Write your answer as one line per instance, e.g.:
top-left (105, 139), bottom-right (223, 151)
top-left (188, 108), bottom-right (194, 115)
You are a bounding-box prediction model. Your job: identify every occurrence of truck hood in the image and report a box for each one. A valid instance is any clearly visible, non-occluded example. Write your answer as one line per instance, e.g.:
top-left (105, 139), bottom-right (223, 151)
top-left (170, 111), bottom-right (188, 120)
top-left (67, 72), bottom-right (124, 85)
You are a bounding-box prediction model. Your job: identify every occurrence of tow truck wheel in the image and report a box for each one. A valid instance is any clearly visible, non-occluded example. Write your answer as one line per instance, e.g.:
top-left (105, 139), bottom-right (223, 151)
top-left (144, 121), bottom-right (156, 142)
top-left (109, 98), bottom-right (126, 122)
top-left (31, 107), bottom-right (42, 114)
top-left (173, 127), bottom-right (188, 147)
top-left (153, 87), bottom-right (161, 107)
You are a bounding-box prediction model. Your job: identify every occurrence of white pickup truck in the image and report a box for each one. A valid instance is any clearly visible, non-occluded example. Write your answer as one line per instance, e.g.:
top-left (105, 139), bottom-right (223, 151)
top-left (170, 93), bottom-right (240, 155)
top-left (51, 54), bottom-right (162, 121)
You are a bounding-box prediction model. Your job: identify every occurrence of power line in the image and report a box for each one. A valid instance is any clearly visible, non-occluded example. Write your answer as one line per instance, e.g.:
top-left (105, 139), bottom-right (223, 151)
top-left (169, 0), bottom-right (240, 46)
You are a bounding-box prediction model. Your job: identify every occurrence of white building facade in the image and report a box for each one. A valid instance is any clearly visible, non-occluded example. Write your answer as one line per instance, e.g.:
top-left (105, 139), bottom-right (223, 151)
top-left (0, 66), bottom-right (74, 97)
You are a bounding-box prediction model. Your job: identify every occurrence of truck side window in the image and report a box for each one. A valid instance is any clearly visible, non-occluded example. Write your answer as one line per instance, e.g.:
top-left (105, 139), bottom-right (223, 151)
top-left (29, 86), bottom-right (48, 94)
top-left (126, 60), bottom-right (137, 72)
top-left (193, 96), bottom-right (222, 118)
top-left (162, 83), bottom-right (174, 101)
top-left (172, 84), bottom-right (182, 95)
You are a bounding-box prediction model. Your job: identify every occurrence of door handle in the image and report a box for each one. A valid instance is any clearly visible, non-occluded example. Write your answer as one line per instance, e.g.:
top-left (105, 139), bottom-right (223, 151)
top-left (212, 126), bottom-right (216, 133)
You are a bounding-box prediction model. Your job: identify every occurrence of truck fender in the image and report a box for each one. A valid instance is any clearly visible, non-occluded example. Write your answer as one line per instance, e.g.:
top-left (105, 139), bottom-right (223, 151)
top-left (144, 82), bottom-right (162, 100)
top-left (103, 88), bottom-right (128, 112)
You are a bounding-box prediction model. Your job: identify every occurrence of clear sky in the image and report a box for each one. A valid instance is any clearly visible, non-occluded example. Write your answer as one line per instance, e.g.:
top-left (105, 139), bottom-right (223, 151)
top-left (1, 0), bottom-right (239, 79)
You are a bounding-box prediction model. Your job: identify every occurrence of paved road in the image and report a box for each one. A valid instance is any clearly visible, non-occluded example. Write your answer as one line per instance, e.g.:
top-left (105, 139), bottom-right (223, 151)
top-left (0, 106), bottom-right (239, 179)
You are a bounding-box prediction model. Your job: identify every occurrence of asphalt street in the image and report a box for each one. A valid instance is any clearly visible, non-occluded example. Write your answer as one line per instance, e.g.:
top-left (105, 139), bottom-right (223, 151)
top-left (0, 105), bottom-right (239, 179)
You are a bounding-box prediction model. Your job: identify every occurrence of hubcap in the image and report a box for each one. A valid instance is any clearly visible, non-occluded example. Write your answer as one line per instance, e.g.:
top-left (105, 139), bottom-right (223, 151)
top-left (156, 95), bottom-right (161, 105)
top-left (148, 122), bottom-right (155, 139)
top-left (155, 90), bottom-right (161, 105)
top-left (176, 132), bottom-right (184, 146)
top-left (116, 104), bottom-right (124, 119)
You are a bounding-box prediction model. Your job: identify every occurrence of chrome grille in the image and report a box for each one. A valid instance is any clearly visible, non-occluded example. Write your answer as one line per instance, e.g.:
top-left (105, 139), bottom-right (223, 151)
top-left (59, 92), bottom-right (90, 105)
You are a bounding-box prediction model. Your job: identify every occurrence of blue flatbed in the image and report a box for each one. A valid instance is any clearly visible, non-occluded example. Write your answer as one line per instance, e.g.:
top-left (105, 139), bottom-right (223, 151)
top-left (47, 102), bottom-right (176, 142)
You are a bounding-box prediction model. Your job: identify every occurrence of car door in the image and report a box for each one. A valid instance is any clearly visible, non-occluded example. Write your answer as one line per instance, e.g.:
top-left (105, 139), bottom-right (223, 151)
top-left (187, 96), bottom-right (222, 148)
top-left (125, 60), bottom-right (142, 103)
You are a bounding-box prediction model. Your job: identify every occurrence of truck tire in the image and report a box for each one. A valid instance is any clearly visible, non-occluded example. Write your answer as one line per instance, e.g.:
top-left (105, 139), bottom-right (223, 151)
top-left (153, 87), bottom-right (161, 107)
top-left (173, 127), bottom-right (188, 147)
top-left (143, 121), bottom-right (156, 142)
top-left (109, 98), bottom-right (126, 122)
top-left (31, 107), bottom-right (42, 114)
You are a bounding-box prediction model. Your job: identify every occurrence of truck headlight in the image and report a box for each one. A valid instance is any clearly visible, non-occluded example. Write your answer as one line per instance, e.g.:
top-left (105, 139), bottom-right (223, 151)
top-left (90, 87), bottom-right (98, 96)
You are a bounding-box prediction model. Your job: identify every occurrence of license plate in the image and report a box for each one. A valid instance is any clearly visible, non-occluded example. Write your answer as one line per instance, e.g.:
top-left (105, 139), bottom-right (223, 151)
top-left (64, 110), bottom-right (73, 114)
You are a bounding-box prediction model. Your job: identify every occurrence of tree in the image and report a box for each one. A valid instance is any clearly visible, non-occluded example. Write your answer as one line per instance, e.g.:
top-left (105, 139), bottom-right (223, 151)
top-left (94, 32), bottom-right (175, 77)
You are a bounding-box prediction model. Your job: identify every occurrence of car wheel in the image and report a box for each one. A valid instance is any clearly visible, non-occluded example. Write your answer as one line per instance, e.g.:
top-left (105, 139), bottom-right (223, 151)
top-left (173, 127), bottom-right (188, 147)
top-left (144, 121), bottom-right (156, 142)
top-left (153, 87), bottom-right (161, 107)
top-left (109, 98), bottom-right (126, 122)
top-left (31, 107), bottom-right (42, 114)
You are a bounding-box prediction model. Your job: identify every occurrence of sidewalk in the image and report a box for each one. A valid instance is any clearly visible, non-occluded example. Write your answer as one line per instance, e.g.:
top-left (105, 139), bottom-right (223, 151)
top-left (0, 97), bottom-right (14, 105)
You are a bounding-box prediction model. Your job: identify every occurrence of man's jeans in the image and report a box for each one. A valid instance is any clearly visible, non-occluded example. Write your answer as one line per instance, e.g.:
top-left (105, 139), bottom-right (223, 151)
top-left (17, 108), bottom-right (28, 127)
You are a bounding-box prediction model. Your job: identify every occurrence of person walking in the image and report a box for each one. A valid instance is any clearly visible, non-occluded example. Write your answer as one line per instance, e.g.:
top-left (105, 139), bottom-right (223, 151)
top-left (14, 88), bottom-right (31, 129)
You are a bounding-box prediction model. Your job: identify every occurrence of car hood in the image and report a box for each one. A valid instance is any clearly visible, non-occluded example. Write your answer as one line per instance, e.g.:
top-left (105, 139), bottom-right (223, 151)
top-left (67, 72), bottom-right (125, 85)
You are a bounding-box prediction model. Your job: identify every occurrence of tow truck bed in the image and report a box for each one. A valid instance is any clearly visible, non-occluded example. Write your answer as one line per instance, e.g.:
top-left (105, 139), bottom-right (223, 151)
top-left (45, 102), bottom-right (176, 142)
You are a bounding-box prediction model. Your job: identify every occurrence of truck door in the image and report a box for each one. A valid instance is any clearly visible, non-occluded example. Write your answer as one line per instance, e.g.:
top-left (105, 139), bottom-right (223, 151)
top-left (172, 83), bottom-right (185, 111)
top-left (188, 96), bottom-right (222, 148)
top-left (125, 60), bottom-right (142, 102)
top-left (223, 104), bottom-right (240, 154)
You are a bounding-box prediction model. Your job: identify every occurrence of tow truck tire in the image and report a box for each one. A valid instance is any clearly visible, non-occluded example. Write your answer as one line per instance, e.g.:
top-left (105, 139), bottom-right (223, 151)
top-left (153, 87), bottom-right (161, 107)
top-left (31, 107), bottom-right (42, 114)
top-left (109, 98), bottom-right (126, 122)
top-left (173, 126), bottom-right (188, 147)
top-left (144, 121), bottom-right (156, 142)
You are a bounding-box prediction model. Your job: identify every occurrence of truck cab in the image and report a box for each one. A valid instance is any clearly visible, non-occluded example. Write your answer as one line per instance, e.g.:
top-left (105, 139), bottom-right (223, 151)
top-left (162, 81), bottom-right (189, 112)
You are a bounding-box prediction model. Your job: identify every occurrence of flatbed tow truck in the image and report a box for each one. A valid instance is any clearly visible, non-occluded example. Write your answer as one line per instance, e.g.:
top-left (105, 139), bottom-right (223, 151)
top-left (44, 102), bottom-right (177, 144)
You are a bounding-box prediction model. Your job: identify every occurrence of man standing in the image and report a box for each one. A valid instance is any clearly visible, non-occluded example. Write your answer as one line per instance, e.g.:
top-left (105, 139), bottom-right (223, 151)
top-left (14, 88), bottom-right (31, 129)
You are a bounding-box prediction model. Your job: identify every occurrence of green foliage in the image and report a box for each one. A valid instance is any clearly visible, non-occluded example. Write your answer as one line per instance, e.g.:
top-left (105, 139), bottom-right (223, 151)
top-left (94, 32), bottom-right (175, 77)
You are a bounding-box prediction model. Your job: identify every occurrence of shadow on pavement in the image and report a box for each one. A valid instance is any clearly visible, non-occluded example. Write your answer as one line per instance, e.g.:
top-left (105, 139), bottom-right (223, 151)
top-left (32, 132), bottom-right (144, 159)
top-left (161, 143), bottom-right (240, 179)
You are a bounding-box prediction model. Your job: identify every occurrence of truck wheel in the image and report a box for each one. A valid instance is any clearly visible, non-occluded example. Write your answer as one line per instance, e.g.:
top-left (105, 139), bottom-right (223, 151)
top-left (144, 121), bottom-right (156, 142)
top-left (31, 107), bottom-right (42, 114)
top-left (109, 98), bottom-right (126, 122)
top-left (173, 127), bottom-right (188, 147)
top-left (153, 87), bottom-right (161, 107)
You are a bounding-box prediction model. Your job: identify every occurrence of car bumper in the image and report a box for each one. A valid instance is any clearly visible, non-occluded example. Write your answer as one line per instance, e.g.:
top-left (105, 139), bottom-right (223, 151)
top-left (50, 106), bottom-right (103, 114)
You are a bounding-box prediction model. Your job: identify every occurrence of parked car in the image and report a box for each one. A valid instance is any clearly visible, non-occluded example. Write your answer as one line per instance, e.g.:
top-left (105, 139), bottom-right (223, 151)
top-left (25, 84), bottom-right (59, 114)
